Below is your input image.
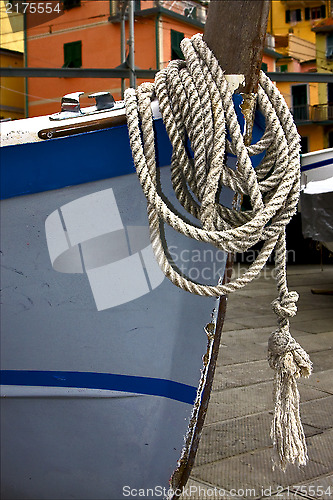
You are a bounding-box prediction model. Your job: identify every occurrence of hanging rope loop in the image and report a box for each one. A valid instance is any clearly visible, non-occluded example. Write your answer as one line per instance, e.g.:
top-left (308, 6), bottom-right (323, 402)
top-left (124, 33), bottom-right (312, 471)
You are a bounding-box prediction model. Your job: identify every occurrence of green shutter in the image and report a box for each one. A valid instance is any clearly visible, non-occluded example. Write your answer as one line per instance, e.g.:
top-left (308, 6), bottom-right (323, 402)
top-left (63, 0), bottom-right (81, 10)
top-left (63, 41), bottom-right (82, 68)
top-left (285, 9), bottom-right (290, 23)
top-left (296, 9), bottom-right (301, 21)
top-left (171, 30), bottom-right (184, 60)
top-left (305, 7), bottom-right (310, 20)
top-left (261, 62), bottom-right (268, 72)
top-left (321, 5), bottom-right (326, 18)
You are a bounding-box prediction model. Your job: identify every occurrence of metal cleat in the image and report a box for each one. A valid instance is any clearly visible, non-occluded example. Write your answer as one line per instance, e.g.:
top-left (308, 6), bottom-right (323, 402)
top-left (88, 92), bottom-right (115, 110)
top-left (61, 92), bottom-right (84, 114)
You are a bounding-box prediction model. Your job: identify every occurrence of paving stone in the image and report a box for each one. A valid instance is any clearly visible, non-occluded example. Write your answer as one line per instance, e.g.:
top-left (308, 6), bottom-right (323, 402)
top-left (299, 369), bottom-right (333, 395)
top-left (290, 318), bottom-right (333, 334)
top-left (195, 413), bottom-right (273, 466)
top-left (179, 478), bottom-right (242, 499)
top-left (287, 307), bottom-right (333, 322)
top-left (188, 265), bottom-right (333, 498)
top-left (290, 474), bottom-right (333, 500)
top-left (217, 338), bottom-right (268, 365)
top-left (195, 417), bottom-right (320, 468)
top-left (305, 429), bottom-right (333, 467)
top-left (191, 447), bottom-right (329, 495)
top-left (307, 350), bottom-right (333, 373)
top-left (204, 382), bottom-right (326, 425)
top-left (300, 396), bottom-right (333, 430)
top-left (223, 321), bottom-right (251, 332)
top-left (290, 332), bottom-right (333, 355)
top-left (230, 315), bottom-right (278, 329)
top-left (212, 360), bottom-right (273, 391)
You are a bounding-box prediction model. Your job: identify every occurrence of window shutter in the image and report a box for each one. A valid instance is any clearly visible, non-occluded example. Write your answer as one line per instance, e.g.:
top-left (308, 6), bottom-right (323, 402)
top-left (320, 5), bottom-right (326, 18)
top-left (304, 7), bottom-right (310, 20)
top-left (63, 0), bottom-right (81, 10)
top-left (73, 40), bottom-right (82, 67)
top-left (171, 30), bottom-right (184, 60)
top-left (296, 9), bottom-right (301, 21)
top-left (63, 41), bottom-right (82, 68)
top-left (261, 62), bottom-right (268, 72)
top-left (285, 9), bottom-right (290, 23)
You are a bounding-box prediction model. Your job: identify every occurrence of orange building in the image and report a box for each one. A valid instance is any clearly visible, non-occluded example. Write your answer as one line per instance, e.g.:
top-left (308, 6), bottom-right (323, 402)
top-left (25, 0), bottom-right (210, 117)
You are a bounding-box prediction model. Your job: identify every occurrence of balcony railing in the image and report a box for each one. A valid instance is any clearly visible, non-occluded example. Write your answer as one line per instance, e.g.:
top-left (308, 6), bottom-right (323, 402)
top-left (291, 104), bottom-right (333, 123)
top-left (110, 0), bottom-right (207, 24)
top-left (158, 0), bottom-right (207, 23)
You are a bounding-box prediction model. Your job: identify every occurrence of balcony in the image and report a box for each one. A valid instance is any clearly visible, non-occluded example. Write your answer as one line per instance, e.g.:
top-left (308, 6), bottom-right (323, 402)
top-left (109, 0), bottom-right (207, 25)
top-left (158, 0), bottom-right (207, 23)
top-left (291, 104), bottom-right (333, 123)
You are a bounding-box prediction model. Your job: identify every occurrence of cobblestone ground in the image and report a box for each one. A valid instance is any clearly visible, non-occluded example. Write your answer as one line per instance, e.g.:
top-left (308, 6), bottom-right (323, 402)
top-left (181, 264), bottom-right (333, 500)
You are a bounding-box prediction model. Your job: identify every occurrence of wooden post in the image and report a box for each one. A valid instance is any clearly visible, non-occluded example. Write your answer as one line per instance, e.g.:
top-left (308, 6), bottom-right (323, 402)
top-left (170, 2), bottom-right (270, 497)
top-left (204, 0), bottom-right (270, 94)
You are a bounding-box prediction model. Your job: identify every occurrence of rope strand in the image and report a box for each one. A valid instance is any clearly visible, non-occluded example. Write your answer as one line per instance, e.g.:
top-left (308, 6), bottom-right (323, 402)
top-left (124, 33), bottom-right (312, 470)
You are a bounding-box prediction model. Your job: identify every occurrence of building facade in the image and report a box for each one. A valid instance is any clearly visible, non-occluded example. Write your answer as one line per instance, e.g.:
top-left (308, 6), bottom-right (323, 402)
top-left (0, 0), bottom-right (25, 119)
top-left (268, 0), bottom-right (333, 151)
top-left (25, 0), bottom-right (208, 117)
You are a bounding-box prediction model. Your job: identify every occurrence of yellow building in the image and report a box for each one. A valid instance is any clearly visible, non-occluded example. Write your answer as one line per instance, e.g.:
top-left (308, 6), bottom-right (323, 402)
top-left (0, 48), bottom-right (25, 120)
top-left (0, 0), bottom-right (25, 119)
top-left (269, 0), bottom-right (330, 44)
top-left (268, 0), bottom-right (333, 151)
top-left (312, 18), bottom-right (333, 146)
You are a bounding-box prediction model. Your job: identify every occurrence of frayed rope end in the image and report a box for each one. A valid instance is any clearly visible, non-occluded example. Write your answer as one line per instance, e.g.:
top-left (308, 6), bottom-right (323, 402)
top-left (268, 328), bottom-right (312, 471)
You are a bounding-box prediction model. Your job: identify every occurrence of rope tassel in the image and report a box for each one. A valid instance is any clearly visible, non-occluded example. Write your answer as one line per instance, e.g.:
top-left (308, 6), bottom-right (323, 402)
top-left (268, 329), bottom-right (312, 470)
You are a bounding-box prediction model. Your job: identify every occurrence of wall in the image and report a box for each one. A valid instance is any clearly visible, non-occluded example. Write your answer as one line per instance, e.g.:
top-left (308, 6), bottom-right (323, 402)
top-left (0, 48), bottom-right (25, 120)
top-left (25, 1), bottom-right (205, 117)
top-left (269, 0), bottom-right (328, 42)
top-left (0, 0), bottom-right (24, 52)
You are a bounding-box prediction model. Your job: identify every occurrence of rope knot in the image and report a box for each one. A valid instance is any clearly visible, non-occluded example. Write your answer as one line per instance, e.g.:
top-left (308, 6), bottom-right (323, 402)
top-left (268, 328), bottom-right (312, 378)
top-left (272, 291), bottom-right (299, 319)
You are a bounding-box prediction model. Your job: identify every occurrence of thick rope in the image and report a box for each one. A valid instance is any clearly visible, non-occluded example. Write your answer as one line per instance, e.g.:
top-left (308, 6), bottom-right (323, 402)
top-left (124, 33), bottom-right (312, 470)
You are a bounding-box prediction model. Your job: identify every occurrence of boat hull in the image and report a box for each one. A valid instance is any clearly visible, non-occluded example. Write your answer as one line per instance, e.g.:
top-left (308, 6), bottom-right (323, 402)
top-left (0, 169), bottom-right (226, 499)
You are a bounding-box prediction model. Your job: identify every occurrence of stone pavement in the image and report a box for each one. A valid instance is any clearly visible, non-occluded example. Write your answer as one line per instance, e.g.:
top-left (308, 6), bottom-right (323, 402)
top-left (181, 264), bottom-right (333, 500)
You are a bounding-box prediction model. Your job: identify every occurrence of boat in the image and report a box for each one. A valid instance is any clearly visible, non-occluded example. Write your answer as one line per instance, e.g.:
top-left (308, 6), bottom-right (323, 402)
top-left (300, 147), bottom-right (333, 253)
top-left (0, 2), bottom-right (277, 498)
top-left (0, 71), bottom-right (274, 500)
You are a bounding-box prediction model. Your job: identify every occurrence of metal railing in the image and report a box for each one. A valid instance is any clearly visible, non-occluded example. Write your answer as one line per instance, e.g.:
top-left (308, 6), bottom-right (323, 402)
top-left (291, 104), bottom-right (333, 123)
top-left (158, 0), bottom-right (207, 23)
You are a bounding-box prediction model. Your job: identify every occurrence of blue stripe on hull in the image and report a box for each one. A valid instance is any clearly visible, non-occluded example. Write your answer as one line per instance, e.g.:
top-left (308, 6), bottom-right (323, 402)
top-left (0, 120), bottom-right (173, 200)
top-left (301, 157), bottom-right (333, 172)
top-left (0, 370), bottom-right (197, 405)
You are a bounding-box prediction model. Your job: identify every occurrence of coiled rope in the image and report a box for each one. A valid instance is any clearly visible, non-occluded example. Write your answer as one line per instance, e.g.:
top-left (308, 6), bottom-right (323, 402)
top-left (124, 33), bottom-right (312, 470)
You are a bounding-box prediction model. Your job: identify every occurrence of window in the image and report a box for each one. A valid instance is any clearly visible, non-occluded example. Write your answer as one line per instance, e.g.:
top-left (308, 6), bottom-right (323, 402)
top-left (184, 6), bottom-right (197, 20)
top-left (63, 41), bottom-right (82, 68)
top-left (171, 30), bottom-right (184, 60)
top-left (327, 33), bottom-right (333, 59)
top-left (328, 82), bottom-right (333, 104)
top-left (134, 0), bottom-right (141, 11)
top-left (292, 84), bottom-right (308, 121)
top-left (280, 64), bottom-right (288, 73)
top-left (63, 0), bottom-right (81, 10)
top-left (329, 131), bottom-right (333, 148)
top-left (310, 5), bottom-right (326, 19)
top-left (261, 62), bottom-right (268, 72)
top-left (305, 7), bottom-right (310, 20)
top-left (285, 9), bottom-right (301, 23)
